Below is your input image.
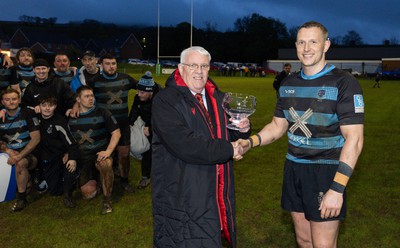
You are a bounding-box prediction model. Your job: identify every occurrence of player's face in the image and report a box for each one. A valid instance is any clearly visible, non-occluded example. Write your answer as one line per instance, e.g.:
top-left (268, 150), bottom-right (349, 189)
top-left (39, 102), bottom-right (57, 119)
top-left (137, 90), bottom-right (153, 101)
top-left (1, 93), bottom-right (21, 111)
top-left (178, 51), bottom-right (210, 94)
top-left (17, 50), bottom-right (34, 67)
top-left (54, 55), bottom-right (70, 72)
top-left (77, 90), bottom-right (95, 110)
top-left (34, 66), bottom-right (50, 82)
top-left (102, 58), bottom-right (117, 76)
top-left (296, 27), bottom-right (330, 75)
top-left (81, 56), bottom-right (97, 72)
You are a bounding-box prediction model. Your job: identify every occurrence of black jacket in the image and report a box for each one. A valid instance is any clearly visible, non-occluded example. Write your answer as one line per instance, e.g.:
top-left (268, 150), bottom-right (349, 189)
top-left (22, 74), bottom-right (75, 116)
top-left (152, 70), bottom-right (250, 247)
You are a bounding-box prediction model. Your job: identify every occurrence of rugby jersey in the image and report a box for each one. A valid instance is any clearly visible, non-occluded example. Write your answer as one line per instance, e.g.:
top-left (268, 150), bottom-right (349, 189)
top-left (275, 65), bottom-right (364, 164)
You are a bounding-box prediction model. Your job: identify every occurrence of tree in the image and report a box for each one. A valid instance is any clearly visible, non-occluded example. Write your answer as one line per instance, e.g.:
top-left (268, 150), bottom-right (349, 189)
top-left (342, 30), bottom-right (363, 46)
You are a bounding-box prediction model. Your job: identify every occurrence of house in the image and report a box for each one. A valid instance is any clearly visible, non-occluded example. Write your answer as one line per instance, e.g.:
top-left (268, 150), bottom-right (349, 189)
top-left (81, 33), bottom-right (142, 60)
top-left (9, 28), bottom-right (80, 55)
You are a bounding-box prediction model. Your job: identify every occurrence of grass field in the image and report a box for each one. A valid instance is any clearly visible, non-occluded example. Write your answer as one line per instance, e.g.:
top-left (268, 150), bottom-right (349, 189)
top-left (1, 68), bottom-right (399, 248)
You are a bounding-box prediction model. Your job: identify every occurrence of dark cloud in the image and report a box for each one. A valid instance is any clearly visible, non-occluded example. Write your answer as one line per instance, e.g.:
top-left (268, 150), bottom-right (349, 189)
top-left (3, 0), bottom-right (400, 44)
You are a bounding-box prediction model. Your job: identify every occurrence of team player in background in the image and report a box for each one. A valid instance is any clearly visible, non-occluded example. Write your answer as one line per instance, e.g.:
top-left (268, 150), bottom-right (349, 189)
top-left (10, 47), bottom-right (35, 94)
top-left (37, 95), bottom-right (80, 208)
top-left (0, 88), bottom-right (40, 212)
top-left (51, 52), bottom-right (76, 85)
top-left (237, 21), bottom-right (364, 247)
top-left (87, 53), bottom-right (138, 193)
top-left (69, 86), bottom-right (121, 214)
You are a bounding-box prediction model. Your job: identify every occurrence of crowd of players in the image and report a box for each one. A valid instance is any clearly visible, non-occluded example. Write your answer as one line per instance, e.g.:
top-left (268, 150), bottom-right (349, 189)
top-left (0, 48), bottom-right (159, 214)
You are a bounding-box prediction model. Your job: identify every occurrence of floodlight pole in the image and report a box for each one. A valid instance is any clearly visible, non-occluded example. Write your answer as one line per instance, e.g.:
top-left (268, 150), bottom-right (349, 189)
top-left (190, 0), bottom-right (193, 47)
top-left (156, 0), bottom-right (161, 76)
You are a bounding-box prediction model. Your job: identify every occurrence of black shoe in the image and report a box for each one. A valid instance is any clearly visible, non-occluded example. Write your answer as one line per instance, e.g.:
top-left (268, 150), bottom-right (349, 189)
top-left (10, 199), bottom-right (27, 212)
top-left (63, 197), bottom-right (76, 208)
top-left (137, 178), bottom-right (151, 189)
top-left (121, 182), bottom-right (135, 193)
top-left (101, 200), bottom-right (113, 215)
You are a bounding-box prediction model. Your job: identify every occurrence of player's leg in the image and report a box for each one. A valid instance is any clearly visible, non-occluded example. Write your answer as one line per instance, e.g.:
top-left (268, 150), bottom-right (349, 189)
top-left (310, 220), bottom-right (340, 248)
top-left (291, 212), bottom-right (313, 248)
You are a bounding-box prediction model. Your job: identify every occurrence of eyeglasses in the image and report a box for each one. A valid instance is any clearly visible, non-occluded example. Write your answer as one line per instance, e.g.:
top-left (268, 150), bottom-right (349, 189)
top-left (182, 63), bottom-right (210, 71)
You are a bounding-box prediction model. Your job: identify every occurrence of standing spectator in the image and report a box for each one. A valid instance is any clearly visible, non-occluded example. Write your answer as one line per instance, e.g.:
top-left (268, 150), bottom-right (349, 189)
top-left (129, 71), bottom-right (161, 189)
top-left (151, 46), bottom-right (250, 247)
top-left (68, 86), bottom-right (121, 214)
top-left (37, 95), bottom-right (79, 208)
top-left (52, 52), bottom-right (76, 85)
top-left (0, 88), bottom-right (40, 212)
top-left (87, 53), bottom-right (138, 193)
top-left (70, 50), bottom-right (101, 92)
top-left (373, 72), bottom-right (381, 88)
top-left (22, 58), bottom-right (77, 117)
top-left (10, 47), bottom-right (35, 94)
top-left (273, 63), bottom-right (292, 96)
top-left (237, 21), bottom-right (364, 248)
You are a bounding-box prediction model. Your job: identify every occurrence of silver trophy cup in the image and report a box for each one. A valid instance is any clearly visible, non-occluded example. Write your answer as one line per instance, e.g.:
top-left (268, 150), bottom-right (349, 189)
top-left (222, 92), bottom-right (256, 131)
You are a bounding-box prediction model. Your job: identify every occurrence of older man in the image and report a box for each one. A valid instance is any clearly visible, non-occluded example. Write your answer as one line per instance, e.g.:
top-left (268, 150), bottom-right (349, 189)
top-left (151, 46), bottom-right (250, 247)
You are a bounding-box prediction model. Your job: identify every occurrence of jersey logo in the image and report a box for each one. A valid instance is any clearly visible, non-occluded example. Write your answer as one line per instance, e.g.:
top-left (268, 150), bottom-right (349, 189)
top-left (77, 129), bottom-right (94, 144)
top-left (353, 94), bottom-right (364, 113)
top-left (317, 89), bottom-right (326, 101)
top-left (4, 132), bottom-right (22, 143)
top-left (289, 107), bottom-right (313, 138)
top-left (106, 90), bottom-right (123, 104)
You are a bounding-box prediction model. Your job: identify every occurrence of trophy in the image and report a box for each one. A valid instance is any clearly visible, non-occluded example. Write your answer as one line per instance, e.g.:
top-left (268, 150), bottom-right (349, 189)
top-left (222, 92), bottom-right (256, 130)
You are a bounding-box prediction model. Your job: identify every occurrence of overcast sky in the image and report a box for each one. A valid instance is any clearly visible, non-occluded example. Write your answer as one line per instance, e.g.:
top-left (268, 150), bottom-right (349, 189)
top-left (3, 0), bottom-right (400, 45)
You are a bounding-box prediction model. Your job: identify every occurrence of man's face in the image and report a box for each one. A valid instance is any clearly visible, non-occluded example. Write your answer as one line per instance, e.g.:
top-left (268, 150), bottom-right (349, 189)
top-left (77, 89), bottom-right (95, 110)
top-left (102, 58), bottom-right (117, 76)
top-left (137, 90), bottom-right (153, 102)
top-left (17, 50), bottom-right (34, 67)
top-left (34, 66), bottom-right (50, 82)
top-left (81, 55), bottom-right (97, 72)
top-left (54, 55), bottom-right (70, 73)
top-left (39, 102), bottom-right (57, 119)
top-left (296, 27), bottom-right (330, 73)
top-left (284, 65), bottom-right (291, 74)
top-left (178, 51), bottom-right (210, 94)
top-left (1, 93), bottom-right (20, 111)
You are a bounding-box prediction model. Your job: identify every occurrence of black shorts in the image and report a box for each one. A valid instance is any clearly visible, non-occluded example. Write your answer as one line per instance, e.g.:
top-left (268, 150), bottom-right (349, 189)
top-left (281, 159), bottom-right (347, 222)
top-left (118, 122), bottom-right (130, 146)
top-left (78, 154), bottom-right (99, 186)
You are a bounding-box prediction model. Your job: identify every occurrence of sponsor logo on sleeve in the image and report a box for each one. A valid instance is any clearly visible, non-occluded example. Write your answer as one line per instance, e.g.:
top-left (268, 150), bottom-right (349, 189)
top-left (354, 94), bottom-right (364, 113)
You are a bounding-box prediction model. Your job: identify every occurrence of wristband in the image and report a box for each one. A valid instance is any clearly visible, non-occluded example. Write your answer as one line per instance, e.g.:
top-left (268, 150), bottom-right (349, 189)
top-left (330, 161), bottom-right (353, 193)
top-left (248, 133), bottom-right (262, 148)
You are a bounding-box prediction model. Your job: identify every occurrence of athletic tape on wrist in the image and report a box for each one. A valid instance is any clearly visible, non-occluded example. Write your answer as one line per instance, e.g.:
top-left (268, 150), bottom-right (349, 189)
top-left (330, 161), bottom-right (353, 193)
top-left (248, 134), bottom-right (262, 148)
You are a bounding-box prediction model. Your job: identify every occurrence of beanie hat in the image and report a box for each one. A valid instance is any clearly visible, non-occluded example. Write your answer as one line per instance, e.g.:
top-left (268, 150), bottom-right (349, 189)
top-left (137, 71), bottom-right (155, 92)
top-left (33, 58), bottom-right (50, 68)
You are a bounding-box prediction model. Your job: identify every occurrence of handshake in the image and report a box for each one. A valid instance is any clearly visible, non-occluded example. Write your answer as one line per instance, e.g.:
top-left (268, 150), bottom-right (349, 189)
top-left (231, 134), bottom-right (262, 161)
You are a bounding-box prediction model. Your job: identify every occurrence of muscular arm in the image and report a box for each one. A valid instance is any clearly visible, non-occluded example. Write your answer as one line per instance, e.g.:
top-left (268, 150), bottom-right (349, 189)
top-left (319, 124), bottom-right (364, 219)
top-left (237, 116), bottom-right (288, 155)
top-left (10, 130), bottom-right (40, 163)
top-left (96, 129), bottom-right (121, 161)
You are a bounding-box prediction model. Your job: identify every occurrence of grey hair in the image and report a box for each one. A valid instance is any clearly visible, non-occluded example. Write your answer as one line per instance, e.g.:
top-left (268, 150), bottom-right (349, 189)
top-left (180, 46), bottom-right (211, 63)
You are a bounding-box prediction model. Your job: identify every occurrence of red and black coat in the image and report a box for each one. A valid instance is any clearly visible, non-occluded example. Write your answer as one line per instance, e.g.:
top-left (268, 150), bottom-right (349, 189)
top-left (152, 70), bottom-right (250, 247)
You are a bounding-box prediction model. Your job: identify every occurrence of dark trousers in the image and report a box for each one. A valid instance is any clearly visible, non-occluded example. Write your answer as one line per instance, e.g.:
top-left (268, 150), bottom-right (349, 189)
top-left (41, 158), bottom-right (79, 197)
top-left (141, 146), bottom-right (152, 178)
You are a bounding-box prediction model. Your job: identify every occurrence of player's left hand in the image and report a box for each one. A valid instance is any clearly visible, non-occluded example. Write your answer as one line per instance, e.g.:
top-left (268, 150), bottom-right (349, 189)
top-left (319, 189), bottom-right (343, 219)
